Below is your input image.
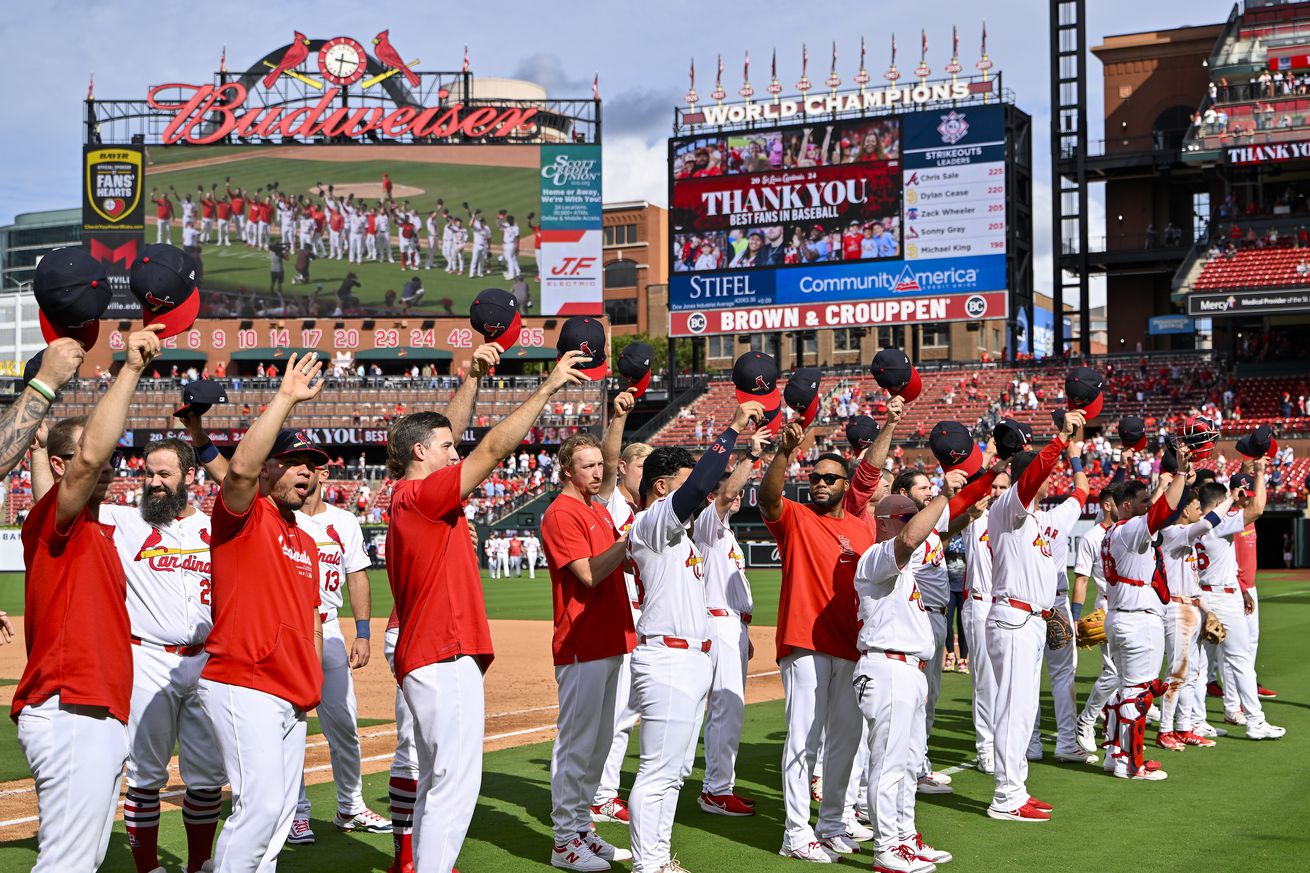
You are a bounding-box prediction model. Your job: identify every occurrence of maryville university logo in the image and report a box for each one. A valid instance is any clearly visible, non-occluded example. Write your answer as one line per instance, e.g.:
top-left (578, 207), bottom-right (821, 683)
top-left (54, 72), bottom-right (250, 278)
top-left (85, 148), bottom-right (143, 225)
top-left (937, 111), bottom-right (970, 145)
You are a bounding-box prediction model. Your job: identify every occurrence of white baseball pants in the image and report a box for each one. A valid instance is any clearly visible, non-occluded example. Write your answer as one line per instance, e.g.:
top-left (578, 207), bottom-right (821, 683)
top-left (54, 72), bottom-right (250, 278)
top-left (1030, 594), bottom-right (1079, 757)
top-left (1161, 602), bottom-right (1203, 733)
top-left (1207, 590), bottom-right (1267, 724)
top-left (385, 627), bottom-right (419, 780)
top-left (297, 618), bottom-right (367, 819)
top-left (1221, 587), bottom-right (1262, 715)
top-left (198, 679), bottom-right (306, 873)
top-left (985, 604), bottom-right (1045, 812)
top-left (963, 597), bottom-right (995, 757)
top-left (403, 656), bottom-right (484, 873)
top-left (856, 654), bottom-right (928, 853)
top-left (127, 644), bottom-right (224, 790)
top-left (702, 614), bottom-right (750, 796)
top-left (779, 649), bottom-right (862, 851)
top-left (594, 651), bottom-right (639, 805)
top-left (629, 642), bottom-right (712, 873)
top-left (920, 609), bottom-right (947, 776)
top-left (551, 655), bottom-right (622, 843)
top-left (18, 696), bottom-right (128, 873)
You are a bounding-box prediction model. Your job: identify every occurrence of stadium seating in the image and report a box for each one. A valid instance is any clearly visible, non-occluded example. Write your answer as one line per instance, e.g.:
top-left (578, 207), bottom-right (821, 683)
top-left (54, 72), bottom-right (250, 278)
top-left (1191, 247), bottom-right (1310, 292)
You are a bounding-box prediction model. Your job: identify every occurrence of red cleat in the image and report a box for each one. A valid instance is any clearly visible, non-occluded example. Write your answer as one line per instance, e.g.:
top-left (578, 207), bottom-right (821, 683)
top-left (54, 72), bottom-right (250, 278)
top-left (987, 802), bottom-right (1050, 822)
top-left (1257, 685), bottom-right (1278, 699)
top-left (733, 792), bottom-right (757, 808)
top-left (1155, 732), bottom-right (1185, 751)
top-left (698, 791), bottom-right (755, 816)
top-left (1177, 731), bottom-right (1216, 748)
top-left (1026, 797), bottom-right (1054, 812)
top-left (590, 796), bottom-right (630, 824)
top-left (1206, 682), bottom-right (1223, 698)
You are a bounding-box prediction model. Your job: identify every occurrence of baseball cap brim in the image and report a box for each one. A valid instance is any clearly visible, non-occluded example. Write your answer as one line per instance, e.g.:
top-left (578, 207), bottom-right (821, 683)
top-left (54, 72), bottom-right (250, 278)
top-left (173, 402), bottom-right (212, 419)
top-left (1068, 392), bottom-right (1103, 420)
top-left (571, 356), bottom-right (609, 381)
top-left (945, 444), bottom-right (983, 478)
top-left (799, 393), bottom-right (820, 428)
top-left (487, 311), bottom-right (522, 352)
top-left (144, 290), bottom-right (200, 340)
top-left (1127, 435), bottom-right (1147, 451)
top-left (891, 367), bottom-right (922, 403)
top-left (272, 445), bottom-right (330, 466)
top-left (39, 309), bottom-right (99, 350)
top-left (761, 403), bottom-right (784, 434)
top-left (735, 386), bottom-right (782, 414)
top-left (628, 368), bottom-right (652, 400)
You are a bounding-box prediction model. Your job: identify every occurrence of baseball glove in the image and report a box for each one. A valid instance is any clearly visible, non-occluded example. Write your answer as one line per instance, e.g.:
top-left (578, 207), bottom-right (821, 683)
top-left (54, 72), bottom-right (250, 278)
top-left (1046, 609), bottom-right (1075, 650)
top-left (1075, 608), bottom-right (1108, 648)
top-left (1201, 611), bottom-right (1227, 645)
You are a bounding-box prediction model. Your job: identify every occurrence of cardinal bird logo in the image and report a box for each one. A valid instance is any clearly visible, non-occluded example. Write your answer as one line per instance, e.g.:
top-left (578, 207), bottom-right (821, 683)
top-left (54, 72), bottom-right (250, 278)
top-left (484, 321), bottom-right (506, 336)
top-left (263, 31), bottom-right (311, 88)
top-left (136, 528), bottom-right (165, 561)
top-left (374, 30), bottom-right (421, 87)
top-left (579, 340), bottom-right (596, 359)
top-left (754, 375), bottom-right (768, 392)
top-left (326, 524), bottom-right (345, 551)
top-left (200, 528), bottom-right (210, 545)
top-left (143, 290), bottom-right (173, 311)
top-left (686, 549), bottom-right (705, 580)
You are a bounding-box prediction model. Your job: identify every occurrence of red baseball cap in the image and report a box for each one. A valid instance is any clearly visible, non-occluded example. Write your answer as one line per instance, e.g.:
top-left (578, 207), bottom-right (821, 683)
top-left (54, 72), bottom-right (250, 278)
top-left (130, 244), bottom-right (200, 339)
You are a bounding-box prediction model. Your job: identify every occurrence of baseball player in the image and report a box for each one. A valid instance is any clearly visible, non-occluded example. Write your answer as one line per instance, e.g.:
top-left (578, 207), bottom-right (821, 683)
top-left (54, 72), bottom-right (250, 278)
top-left (1218, 471), bottom-right (1279, 710)
top-left (507, 533), bottom-right (523, 576)
top-left (442, 216), bottom-right (456, 272)
top-left (378, 207), bottom-right (395, 263)
top-left (348, 207), bottom-right (367, 264)
top-left (1157, 482), bottom-right (1227, 749)
top-left (198, 353), bottom-right (327, 871)
top-left (694, 429), bottom-right (770, 816)
top-left (12, 326), bottom-right (161, 873)
top-left (985, 409), bottom-right (1082, 821)
top-left (151, 190), bottom-right (174, 244)
top-left (257, 196), bottom-right (272, 248)
top-left (199, 190), bottom-right (216, 243)
top-left (502, 215), bottom-right (523, 279)
top-left (216, 195), bottom-right (232, 247)
top-left (485, 532), bottom-right (500, 579)
top-left (93, 436), bottom-right (227, 873)
top-left (178, 192), bottom-right (198, 236)
top-left (1101, 461), bottom-right (1201, 781)
top-left (963, 471), bottom-right (1011, 775)
top-left (452, 219), bottom-right (468, 274)
top-left (1073, 484), bottom-right (1123, 753)
top-left (542, 432), bottom-right (636, 871)
top-left (470, 216), bottom-right (491, 278)
top-left (386, 349), bottom-right (588, 873)
top-left (626, 402), bottom-right (760, 873)
top-left (425, 211), bottom-right (441, 269)
top-left (380, 343), bottom-right (496, 873)
top-left (495, 531), bottom-right (512, 578)
top-left (1027, 435), bottom-right (1092, 765)
top-left (853, 480), bottom-right (967, 873)
top-left (278, 198), bottom-right (296, 254)
top-left (761, 420), bottom-right (876, 861)
top-left (592, 427), bottom-right (652, 825)
top-left (227, 185), bottom-right (246, 245)
top-left (1195, 470), bottom-right (1284, 739)
top-left (524, 532), bottom-right (542, 579)
top-left (286, 467), bottom-right (391, 842)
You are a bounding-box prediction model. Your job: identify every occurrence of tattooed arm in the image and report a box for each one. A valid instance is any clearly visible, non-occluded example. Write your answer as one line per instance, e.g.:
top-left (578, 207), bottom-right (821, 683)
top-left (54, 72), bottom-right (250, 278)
top-left (0, 339), bottom-right (85, 477)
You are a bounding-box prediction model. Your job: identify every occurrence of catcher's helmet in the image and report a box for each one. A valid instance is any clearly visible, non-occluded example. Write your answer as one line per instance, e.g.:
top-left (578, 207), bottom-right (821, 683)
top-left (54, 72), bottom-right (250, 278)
top-left (1172, 414), bottom-right (1220, 462)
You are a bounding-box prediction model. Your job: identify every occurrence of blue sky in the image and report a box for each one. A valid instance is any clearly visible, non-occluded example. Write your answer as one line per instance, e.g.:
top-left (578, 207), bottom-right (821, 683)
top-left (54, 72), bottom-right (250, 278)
top-left (0, 0), bottom-right (1231, 299)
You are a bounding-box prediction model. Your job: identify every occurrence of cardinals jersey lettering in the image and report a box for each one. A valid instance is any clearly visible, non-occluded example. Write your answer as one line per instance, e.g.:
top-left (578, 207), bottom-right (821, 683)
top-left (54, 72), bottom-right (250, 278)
top-left (962, 515), bottom-right (994, 600)
top-left (296, 503), bottom-right (371, 613)
top-left (1196, 509), bottom-right (1246, 590)
top-left (1101, 514), bottom-right (1164, 614)
top-left (1161, 524), bottom-right (1205, 599)
top-left (1074, 522), bottom-right (1111, 611)
top-left (988, 484), bottom-right (1068, 609)
top-left (101, 504), bottom-right (213, 647)
top-left (1037, 495), bottom-right (1084, 594)
top-left (854, 539), bottom-right (936, 661)
top-left (693, 503), bottom-right (754, 615)
top-left (910, 504), bottom-right (951, 608)
top-left (604, 488), bottom-right (642, 617)
top-left (628, 494), bottom-right (708, 643)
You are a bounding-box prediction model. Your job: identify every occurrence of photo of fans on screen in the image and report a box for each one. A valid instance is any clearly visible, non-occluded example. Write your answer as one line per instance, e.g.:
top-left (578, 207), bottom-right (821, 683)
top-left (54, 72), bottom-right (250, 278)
top-left (671, 117), bottom-right (899, 176)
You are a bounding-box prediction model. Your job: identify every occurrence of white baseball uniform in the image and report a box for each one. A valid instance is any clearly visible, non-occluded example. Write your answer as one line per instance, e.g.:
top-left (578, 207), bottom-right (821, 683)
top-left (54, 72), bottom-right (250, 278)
top-left (1196, 510), bottom-right (1269, 725)
top-left (962, 514), bottom-right (996, 759)
top-left (1028, 494), bottom-right (1086, 759)
top-left (377, 212), bottom-right (394, 263)
top-left (495, 537), bottom-right (511, 578)
top-left (502, 222), bottom-right (522, 278)
top-left (909, 507), bottom-right (951, 779)
top-left (692, 502), bottom-right (753, 798)
top-left (1075, 521), bottom-right (1117, 731)
top-left (627, 495), bottom-right (713, 873)
top-left (524, 534), bottom-right (541, 580)
top-left (1102, 511), bottom-right (1170, 774)
top-left (1159, 522), bottom-right (1210, 733)
top-left (595, 488), bottom-right (641, 809)
top-left (985, 456), bottom-right (1065, 812)
top-left (854, 539), bottom-right (934, 853)
top-left (294, 503), bottom-right (374, 821)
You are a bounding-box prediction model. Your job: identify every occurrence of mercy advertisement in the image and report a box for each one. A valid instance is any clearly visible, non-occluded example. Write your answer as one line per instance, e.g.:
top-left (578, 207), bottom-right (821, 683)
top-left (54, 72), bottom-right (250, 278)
top-left (667, 105), bottom-right (1008, 336)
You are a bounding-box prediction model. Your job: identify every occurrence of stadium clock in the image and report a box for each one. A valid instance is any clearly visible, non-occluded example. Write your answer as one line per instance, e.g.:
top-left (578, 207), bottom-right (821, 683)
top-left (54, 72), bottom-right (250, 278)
top-left (318, 37), bottom-right (367, 87)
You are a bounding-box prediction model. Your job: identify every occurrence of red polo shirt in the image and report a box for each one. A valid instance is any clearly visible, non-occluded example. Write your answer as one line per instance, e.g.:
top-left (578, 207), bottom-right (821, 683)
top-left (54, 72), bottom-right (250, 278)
top-left (542, 492), bottom-right (636, 666)
top-left (387, 464), bottom-right (493, 681)
top-left (202, 493), bottom-right (322, 710)
top-left (764, 498), bottom-right (874, 663)
top-left (11, 486), bottom-right (132, 723)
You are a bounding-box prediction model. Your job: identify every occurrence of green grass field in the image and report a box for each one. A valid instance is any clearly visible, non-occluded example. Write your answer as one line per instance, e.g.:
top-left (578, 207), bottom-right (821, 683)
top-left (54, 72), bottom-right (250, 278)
top-left (150, 146), bottom-right (540, 312)
top-left (2, 572), bottom-right (1307, 871)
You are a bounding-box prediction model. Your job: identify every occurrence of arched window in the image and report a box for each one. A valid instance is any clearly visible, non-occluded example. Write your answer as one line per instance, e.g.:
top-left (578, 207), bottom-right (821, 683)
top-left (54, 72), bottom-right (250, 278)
top-left (604, 259), bottom-right (638, 289)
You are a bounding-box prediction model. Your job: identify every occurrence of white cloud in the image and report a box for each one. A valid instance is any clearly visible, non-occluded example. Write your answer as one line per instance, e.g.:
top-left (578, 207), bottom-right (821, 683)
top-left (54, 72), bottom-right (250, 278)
top-left (602, 136), bottom-right (669, 206)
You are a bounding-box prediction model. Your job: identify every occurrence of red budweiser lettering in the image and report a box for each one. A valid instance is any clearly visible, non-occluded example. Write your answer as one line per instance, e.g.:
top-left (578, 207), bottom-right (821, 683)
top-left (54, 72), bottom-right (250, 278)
top-left (147, 83), bottom-right (539, 145)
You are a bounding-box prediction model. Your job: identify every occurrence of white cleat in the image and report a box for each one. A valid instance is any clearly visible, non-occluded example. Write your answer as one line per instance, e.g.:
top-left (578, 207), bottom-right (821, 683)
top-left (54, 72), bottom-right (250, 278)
top-left (1194, 721), bottom-right (1227, 738)
top-left (1114, 765), bottom-right (1168, 781)
top-left (583, 831), bottom-right (632, 862)
top-left (1224, 710), bottom-right (1248, 726)
top-left (1075, 720), bottom-right (1100, 754)
top-left (779, 840), bottom-right (838, 863)
top-left (873, 843), bottom-right (937, 873)
top-left (820, 835), bottom-right (861, 855)
top-left (334, 807), bottom-right (392, 833)
top-left (1054, 750), bottom-right (1099, 765)
top-left (286, 818), bottom-right (315, 845)
top-left (842, 815), bottom-right (875, 842)
top-left (916, 775), bottom-right (952, 795)
top-left (976, 752), bottom-right (995, 775)
top-left (912, 833), bottom-right (953, 864)
top-left (551, 835), bottom-right (610, 871)
top-left (658, 859), bottom-right (692, 873)
top-left (924, 770), bottom-right (952, 785)
top-left (1245, 721), bottom-right (1287, 740)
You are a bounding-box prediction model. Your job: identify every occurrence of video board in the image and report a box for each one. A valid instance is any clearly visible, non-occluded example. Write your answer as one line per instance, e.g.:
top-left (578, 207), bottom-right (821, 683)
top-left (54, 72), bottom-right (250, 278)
top-left (667, 105), bottom-right (1008, 336)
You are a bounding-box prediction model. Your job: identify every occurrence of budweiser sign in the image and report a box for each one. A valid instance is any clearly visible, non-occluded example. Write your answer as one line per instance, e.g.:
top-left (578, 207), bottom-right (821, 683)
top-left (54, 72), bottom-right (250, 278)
top-left (146, 83), bottom-right (540, 145)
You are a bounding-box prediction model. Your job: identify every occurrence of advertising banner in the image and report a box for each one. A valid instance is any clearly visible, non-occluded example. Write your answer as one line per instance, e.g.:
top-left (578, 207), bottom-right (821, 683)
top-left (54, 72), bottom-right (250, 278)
top-left (669, 290), bottom-right (1007, 336)
top-left (1187, 289), bottom-right (1310, 316)
top-left (539, 229), bottom-right (603, 315)
top-left (539, 145), bottom-right (602, 228)
top-left (83, 144), bottom-right (146, 317)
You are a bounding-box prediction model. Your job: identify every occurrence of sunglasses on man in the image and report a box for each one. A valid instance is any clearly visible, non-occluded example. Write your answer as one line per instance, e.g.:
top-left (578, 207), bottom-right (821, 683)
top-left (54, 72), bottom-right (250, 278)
top-left (808, 472), bottom-right (848, 486)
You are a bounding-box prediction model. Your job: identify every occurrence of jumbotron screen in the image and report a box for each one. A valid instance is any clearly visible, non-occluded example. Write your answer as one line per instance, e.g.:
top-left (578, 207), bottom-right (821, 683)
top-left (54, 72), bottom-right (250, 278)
top-left (666, 104), bottom-right (1008, 336)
